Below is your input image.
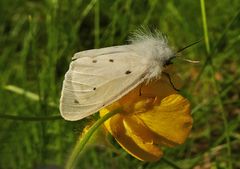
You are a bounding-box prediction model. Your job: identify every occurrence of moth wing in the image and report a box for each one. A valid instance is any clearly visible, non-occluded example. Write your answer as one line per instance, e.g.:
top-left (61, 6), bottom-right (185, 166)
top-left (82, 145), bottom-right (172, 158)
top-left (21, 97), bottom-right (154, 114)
top-left (72, 45), bottom-right (131, 60)
top-left (60, 49), bottom-right (148, 121)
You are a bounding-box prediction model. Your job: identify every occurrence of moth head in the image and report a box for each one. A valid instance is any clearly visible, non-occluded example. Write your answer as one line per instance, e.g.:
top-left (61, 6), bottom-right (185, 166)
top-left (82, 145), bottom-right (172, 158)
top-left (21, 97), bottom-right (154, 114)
top-left (163, 40), bottom-right (201, 67)
top-left (163, 58), bottom-right (174, 66)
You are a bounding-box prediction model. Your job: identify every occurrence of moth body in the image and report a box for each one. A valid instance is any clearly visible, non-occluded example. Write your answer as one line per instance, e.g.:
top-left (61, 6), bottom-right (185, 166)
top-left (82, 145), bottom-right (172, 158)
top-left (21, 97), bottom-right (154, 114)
top-left (128, 37), bottom-right (173, 80)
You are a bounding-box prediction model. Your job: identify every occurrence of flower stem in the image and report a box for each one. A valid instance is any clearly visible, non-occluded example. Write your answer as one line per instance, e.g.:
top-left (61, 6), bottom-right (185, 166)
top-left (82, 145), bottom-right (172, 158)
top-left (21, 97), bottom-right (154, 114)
top-left (200, 0), bottom-right (210, 54)
top-left (65, 108), bottom-right (121, 169)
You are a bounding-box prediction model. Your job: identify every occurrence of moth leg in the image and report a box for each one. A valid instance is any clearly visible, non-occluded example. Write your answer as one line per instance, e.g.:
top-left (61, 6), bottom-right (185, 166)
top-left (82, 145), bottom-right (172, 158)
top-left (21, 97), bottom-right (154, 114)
top-left (139, 95), bottom-right (158, 109)
top-left (139, 84), bottom-right (143, 96)
top-left (162, 72), bottom-right (180, 91)
top-left (148, 96), bottom-right (157, 105)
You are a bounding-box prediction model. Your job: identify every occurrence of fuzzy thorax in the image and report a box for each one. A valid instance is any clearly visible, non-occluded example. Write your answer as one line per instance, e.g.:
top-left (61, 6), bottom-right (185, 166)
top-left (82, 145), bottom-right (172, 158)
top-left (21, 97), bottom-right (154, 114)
top-left (130, 36), bottom-right (174, 81)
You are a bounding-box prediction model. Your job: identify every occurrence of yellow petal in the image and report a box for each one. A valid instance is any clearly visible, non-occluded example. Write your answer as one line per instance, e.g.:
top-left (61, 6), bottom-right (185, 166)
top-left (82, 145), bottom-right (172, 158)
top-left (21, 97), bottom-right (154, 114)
top-left (122, 116), bottom-right (164, 160)
top-left (100, 109), bottom-right (163, 161)
top-left (99, 72), bottom-right (192, 161)
top-left (132, 99), bottom-right (179, 147)
top-left (137, 94), bottom-right (192, 145)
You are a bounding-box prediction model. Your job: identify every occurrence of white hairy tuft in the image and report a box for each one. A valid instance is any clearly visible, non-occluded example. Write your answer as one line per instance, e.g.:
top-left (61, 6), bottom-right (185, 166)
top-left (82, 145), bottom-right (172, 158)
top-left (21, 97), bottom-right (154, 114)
top-left (129, 28), bottom-right (174, 81)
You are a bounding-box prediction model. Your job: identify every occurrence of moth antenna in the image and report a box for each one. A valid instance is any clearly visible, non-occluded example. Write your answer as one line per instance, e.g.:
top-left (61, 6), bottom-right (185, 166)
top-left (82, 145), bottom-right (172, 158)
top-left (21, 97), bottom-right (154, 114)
top-left (166, 40), bottom-right (201, 65)
top-left (175, 39), bottom-right (202, 54)
top-left (178, 57), bottom-right (200, 64)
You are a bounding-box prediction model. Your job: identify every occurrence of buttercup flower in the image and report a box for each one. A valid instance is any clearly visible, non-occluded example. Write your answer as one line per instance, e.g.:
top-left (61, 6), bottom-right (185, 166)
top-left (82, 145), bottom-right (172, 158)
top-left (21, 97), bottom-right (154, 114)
top-left (100, 68), bottom-right (193, 161)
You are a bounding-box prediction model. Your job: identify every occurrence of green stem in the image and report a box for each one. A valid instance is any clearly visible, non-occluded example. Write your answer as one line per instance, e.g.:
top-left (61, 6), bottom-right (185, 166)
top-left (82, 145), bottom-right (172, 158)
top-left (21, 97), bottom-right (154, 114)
top-left (65, 108), bottom-right (121, 169)
top-left (3, 85), bottom-right (58, 108)
top-left (200, 0), bottom-right (210, 54)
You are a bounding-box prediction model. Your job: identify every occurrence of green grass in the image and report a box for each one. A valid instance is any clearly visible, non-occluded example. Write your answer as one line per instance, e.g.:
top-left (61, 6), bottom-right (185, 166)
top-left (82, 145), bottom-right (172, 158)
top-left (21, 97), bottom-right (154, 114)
top-left (0, 0), bottom-right (240, 168)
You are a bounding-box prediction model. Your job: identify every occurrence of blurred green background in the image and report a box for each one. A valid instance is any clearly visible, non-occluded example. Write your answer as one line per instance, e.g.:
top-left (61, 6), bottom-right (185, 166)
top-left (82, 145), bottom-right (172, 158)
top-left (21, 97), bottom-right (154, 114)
top-left (0, 0), bottom-right (240, 168)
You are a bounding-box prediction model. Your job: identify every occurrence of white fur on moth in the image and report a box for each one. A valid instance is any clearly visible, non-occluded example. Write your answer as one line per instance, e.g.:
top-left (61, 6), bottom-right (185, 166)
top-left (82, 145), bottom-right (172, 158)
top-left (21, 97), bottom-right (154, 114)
top-left (60, 32), bottom-right (175, 121)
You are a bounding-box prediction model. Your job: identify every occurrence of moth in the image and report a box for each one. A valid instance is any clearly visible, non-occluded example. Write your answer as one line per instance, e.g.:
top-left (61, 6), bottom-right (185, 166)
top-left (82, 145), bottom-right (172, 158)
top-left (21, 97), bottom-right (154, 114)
top-left (60, 31), bottom-right (197, 121)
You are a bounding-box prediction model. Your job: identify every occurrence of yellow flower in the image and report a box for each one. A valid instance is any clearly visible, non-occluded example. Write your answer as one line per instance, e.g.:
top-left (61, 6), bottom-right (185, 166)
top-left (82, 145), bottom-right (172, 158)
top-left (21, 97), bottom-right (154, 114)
top-left (100, 69), bottom-right (193, 161)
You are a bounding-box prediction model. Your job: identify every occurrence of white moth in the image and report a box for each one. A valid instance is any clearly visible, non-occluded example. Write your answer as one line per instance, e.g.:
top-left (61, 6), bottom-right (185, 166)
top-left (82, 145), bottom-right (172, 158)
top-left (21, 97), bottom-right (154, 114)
top-left (60, 32), bottom-right (175, 121)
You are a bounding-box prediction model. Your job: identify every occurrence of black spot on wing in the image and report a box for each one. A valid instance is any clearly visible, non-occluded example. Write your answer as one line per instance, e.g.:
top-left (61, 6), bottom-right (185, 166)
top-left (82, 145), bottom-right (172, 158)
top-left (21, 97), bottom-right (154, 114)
top-left (125, 70), bottom-right (131, 74)
top-left (109, 59), bottom-right (114, 62)
top-left (92, 59), bottom-right (97, 63)
top-left (74, 99), bottom-right (79, 104)
top-left (93, 87), bottom-right (96, 90)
